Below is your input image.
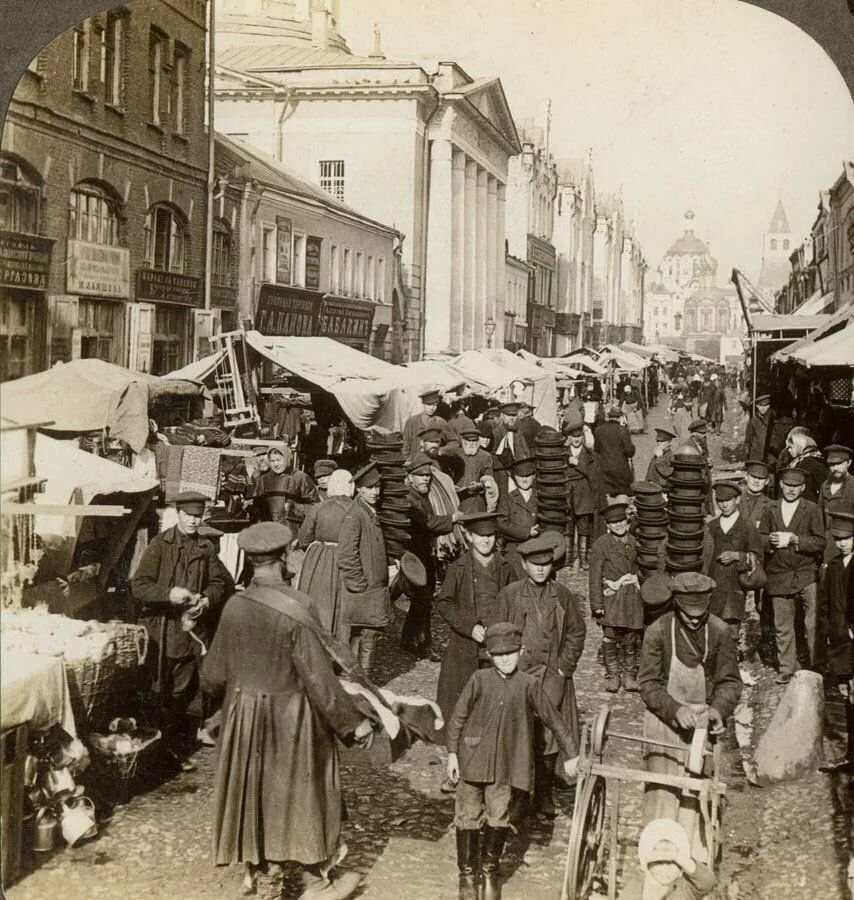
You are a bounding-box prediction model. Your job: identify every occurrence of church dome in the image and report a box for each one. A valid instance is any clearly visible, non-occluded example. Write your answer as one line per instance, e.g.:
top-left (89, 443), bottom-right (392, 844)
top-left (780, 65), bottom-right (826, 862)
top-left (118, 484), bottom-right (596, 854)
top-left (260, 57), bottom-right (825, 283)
top-left (666, 231), bottom-right (711, 256)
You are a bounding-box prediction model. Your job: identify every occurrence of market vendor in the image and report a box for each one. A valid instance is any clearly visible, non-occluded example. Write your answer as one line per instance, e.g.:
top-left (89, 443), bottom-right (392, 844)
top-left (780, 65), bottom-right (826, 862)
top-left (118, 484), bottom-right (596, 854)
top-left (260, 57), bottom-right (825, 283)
top-left (638, 572), bottom-right (741, 859)
top-left (131, 491), bottom-right (234, 771)
top-left (251, 444), bottom-right (319, 530)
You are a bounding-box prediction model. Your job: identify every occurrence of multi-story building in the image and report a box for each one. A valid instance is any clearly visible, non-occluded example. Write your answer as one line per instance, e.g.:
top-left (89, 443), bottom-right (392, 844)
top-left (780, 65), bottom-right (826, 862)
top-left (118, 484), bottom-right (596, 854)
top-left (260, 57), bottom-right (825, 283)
top-left (553, 154), bottom-right (595, 353)
top-left (0, 0), bottom-right (214, 379)
top-left (214, 2), bottom-right (521, 359)
top-left (829, 160), bottom-right (854, 312)
top-left (503, 253), bottom-right (531, 350)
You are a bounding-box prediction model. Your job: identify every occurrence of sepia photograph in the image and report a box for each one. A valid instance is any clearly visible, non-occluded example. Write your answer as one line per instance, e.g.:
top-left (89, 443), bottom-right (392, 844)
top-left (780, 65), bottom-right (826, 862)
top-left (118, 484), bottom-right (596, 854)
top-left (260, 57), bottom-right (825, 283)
top-left (0, 0), bottom-right (853, 897)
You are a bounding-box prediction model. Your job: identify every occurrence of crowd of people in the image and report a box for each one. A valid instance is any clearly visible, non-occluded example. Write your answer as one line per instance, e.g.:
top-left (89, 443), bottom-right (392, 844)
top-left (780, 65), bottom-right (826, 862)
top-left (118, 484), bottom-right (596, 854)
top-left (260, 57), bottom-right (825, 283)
top-left (124, 363), bottom-right (854, 900)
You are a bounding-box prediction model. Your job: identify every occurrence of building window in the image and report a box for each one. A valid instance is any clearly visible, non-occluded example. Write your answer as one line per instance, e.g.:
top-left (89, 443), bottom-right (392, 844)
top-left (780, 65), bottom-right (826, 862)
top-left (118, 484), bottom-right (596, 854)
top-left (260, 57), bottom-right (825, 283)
top-left (78, 298), bottom-right (120, 363)
top-left (0, 159), bottom-right (41, 234)
top-left (319, 160), bottom-right (345, 203)
top-left (376, 257), bottom-right (385, 303)
top-left (770, 239), bottom-right (777, 251)
top-left (0, 291), bottom-right (37, 381)
top-left (783, 239), bottom-right (790, 251)
top-left (152, 305), bottom-right (186, 375)
top-left (144, 205), bottom-right (186, 272)
top-left (262, 225), bottom-right (276, 282)
top-left (366, 256), bottom-right (375, 300)
top-left (148, 30), bottom-right (164, 124)
top-left (72, 23), bottom-right (89, 92)
top-left (212, 221), bottom-right (232, 286)
top-left (69, 183), bottom-right (120, 245)
top-left (343, 248), bottom-right (352, 296)
top-left (355, 252), bottom-right (364, 298)
top-left (102, 14), bottom-right (123, 106)
top-left (292, 233), bottom-right (306, 287)
top-left (330, 243), bottom-right (340, 293)
top-left (170, 44), bottom-right (187, 134)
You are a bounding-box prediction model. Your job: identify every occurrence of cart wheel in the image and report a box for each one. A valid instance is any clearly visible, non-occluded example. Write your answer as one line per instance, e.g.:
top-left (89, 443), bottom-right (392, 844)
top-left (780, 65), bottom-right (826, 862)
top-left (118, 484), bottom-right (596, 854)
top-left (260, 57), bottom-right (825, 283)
top-left (591, 705), bottom-right (611, 759)
top-left (564, 773), bottom-right (607, 900)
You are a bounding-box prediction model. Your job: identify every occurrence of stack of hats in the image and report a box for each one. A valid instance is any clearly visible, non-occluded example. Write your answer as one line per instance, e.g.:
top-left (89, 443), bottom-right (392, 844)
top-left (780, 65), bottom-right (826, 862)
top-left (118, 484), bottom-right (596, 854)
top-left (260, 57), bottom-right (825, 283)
top-left (534, 426), bottom-right (569, 534)
top-left (665, 443), bottom-right (707, 572)
top-left (366, 431), bottom-right (410, 561)
top-left (631, 481), bottom-right (668, 580)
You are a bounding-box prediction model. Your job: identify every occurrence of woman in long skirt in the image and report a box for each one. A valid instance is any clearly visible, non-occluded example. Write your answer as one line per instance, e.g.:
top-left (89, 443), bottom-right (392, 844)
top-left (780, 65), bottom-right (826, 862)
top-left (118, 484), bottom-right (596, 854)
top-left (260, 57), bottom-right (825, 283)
top-left (297, 470), bottom-right (354, 637)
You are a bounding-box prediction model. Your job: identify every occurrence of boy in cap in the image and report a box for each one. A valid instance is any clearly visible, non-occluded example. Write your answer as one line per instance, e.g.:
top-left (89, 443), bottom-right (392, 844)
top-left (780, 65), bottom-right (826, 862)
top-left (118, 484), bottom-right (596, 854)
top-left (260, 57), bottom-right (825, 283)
top-left (132, 491), bottom-right (234, 770)
top-left (819, 445), bottom-right (854, 527)
top-left (646, 427), bottom-right (676, 491)
top-left (758, 467), bottom-right (826, 683)
top-left (402, 388), bottom-right (448, 460)
top-left (503, 535), bottom-right (586, 816)
top-left (638, 572), bottom-right (741, 854)
top-left (564, 410), bottom-right (606, 571)
top-left (313, 459), bottom-right (338, 501)
top-left (446, 621), bottom-right (579, 900)
top-left (496, 457), bottom-right (539, 574)
top-left (702, 482), bottom-right (763, 658)
top-left (589, 503), bottom-right (643, 692)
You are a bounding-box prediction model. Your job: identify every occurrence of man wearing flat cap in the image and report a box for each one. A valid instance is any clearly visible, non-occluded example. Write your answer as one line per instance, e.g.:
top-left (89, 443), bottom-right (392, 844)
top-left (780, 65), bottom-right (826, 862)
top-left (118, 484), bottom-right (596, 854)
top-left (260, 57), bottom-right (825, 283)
top-left (492, 400), bottom-right (532, 494)
top-left (313, 459), bottom-right (338, 501)
top-left (402, 388), bottom-right (449, 460)
top-left (638, 572), bottom-right (741, 855)
top-left (202, 522), bottom-right (372, 900)
top-left (593, 405), bottom-right (636, 498)
top-left (758, 466), bottom-right (826, 683)
top-left (819, 445), bottom-right (854, 528)
top-left (742, 394), bottom-right (772, 464)
top-left (132, 492), bottom-right (234, 769)
top-left (645, 426), bottom-right (676, 491)
top-left (451, 425), bottom-right (497, 514)
top-left (496, 457), bottom-right (540, 574)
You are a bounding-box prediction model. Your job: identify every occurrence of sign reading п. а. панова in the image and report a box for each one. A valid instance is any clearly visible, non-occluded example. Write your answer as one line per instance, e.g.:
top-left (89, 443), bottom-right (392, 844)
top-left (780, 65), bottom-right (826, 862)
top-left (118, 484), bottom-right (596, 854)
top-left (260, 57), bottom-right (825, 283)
top-left (255, 283), bottom-right (376, 342)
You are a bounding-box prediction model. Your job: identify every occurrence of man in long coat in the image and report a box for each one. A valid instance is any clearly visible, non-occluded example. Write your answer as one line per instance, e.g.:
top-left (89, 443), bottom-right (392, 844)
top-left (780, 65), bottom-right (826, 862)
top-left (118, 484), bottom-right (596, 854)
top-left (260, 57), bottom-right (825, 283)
top-left (818, 445), bottom-right (854, 527)
top-left (131, 491), bottom-right (234, 769)
top-left (742, 394), bottom-right (776, 464)
top-left (201, 523), bottom-right (372, 899)
top-left (594, 406), bottom-right (636, 498)
top-left (504, 535), bottom-right (586, 816)
top-left (402, 388), bottom-right (448, 460)
top-left (564, 411), bottom-right (605, 569)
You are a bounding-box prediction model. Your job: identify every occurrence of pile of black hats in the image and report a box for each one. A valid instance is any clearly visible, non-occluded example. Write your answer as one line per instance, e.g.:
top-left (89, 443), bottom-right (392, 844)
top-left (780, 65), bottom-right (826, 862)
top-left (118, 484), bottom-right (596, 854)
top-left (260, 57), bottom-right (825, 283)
top-left (534, 427), bottom-right (569, 534)
top-left (366, 431), bottom-right (410, 561)
top-left (665, 444), bottom-right (707, 573)
top-left (631, 480), bottom-right (667, 580)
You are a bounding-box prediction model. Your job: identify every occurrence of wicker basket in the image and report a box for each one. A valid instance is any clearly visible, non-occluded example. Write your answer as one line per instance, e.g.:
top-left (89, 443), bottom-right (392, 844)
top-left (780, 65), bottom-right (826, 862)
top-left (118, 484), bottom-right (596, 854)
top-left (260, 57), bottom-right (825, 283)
top-left (87, 729), bottom-right (161, 803)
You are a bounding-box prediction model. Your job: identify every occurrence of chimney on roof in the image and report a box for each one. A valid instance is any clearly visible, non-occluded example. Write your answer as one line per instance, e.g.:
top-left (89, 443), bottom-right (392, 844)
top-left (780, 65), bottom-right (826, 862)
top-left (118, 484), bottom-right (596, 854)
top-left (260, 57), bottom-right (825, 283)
top-left (311, 0), bottom-right (330, 49)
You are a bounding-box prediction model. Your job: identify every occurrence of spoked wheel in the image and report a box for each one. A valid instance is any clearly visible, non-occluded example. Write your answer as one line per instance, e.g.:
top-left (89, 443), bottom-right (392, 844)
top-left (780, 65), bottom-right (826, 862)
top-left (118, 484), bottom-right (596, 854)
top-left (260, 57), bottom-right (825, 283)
top-left (564, 773), bottom-right (607, 900)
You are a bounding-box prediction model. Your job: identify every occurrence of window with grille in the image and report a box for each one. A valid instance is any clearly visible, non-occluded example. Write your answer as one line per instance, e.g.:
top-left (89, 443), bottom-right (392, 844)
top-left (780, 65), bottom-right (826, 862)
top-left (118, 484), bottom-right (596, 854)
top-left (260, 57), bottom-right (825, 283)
top-left (152, 306), bottom-right (186, 375)
top-left (212, 222), bottom-right (232, 286)
top-left (144, 205), bottom-right (186, 272)
top-left (70, 183), bottom-right (120, 245)
top-left (0, 160), bottom-right (40, 234)
top-left (319, 160), bottom-right (345, 203)
top-left (72, 24), bottom-right (89, 92)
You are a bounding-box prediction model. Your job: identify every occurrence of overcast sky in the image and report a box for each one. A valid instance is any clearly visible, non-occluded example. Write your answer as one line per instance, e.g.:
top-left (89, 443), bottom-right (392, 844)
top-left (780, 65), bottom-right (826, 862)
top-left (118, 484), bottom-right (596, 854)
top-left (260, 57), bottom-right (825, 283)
top-left (345, 0), bottom-right (854, 284)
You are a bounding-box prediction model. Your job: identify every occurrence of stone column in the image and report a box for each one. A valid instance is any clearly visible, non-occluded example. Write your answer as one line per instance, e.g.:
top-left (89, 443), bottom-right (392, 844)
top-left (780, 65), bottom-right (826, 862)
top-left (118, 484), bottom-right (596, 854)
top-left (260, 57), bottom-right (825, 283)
top-left (494, 182), bottom-right (507, 348)
top-left (451, 149), bottom-right (467, 352)
top-left (487, 175), bottom-right (498, 343)
top-left (424, 139), bottom-right (454, 354)
top-left (475, 167), bottom-right (488, 347)
top-left (463, 158), bottom-right (477, 349)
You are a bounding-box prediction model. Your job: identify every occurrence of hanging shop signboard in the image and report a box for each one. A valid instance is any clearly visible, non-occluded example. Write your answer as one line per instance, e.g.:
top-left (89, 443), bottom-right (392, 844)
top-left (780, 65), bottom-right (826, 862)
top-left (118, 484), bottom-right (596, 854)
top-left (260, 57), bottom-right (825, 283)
top-left (67, 239), bottom-right (130, 298)
top-left (0, 229), bottom-right (54, 291)
top-left (255, 283), bottom-right (323, 336)
top-left (136, 269), bottom-right (202, 307)
top-left (320, 296), bottom-right (375, 343)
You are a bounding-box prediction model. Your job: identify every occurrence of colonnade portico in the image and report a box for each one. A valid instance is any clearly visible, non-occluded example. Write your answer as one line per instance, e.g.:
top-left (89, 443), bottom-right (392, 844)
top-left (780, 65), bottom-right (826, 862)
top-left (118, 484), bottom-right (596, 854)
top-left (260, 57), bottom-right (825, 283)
top-left (425, 139), bottom-right (507, 354)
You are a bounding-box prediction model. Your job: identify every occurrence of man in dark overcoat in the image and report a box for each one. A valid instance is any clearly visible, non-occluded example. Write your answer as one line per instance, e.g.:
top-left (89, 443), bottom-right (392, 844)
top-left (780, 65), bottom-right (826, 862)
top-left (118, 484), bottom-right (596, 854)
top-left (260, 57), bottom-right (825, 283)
top-left (492, 401), bottom-right (531, 494)
top-left (402, 388), bottom-right (448, 460)
top-left (742, 394), bottom-right (772, 463)
top-left (201, 523), bottom-right (372, 900)
top-left (593, 406), bottom-right (635, 498)
top-left (496, 457), bottom-right (539, 575)
top-left (564, 411), bottom-right (605, 569)
top-left (131, 491), bottom-right (234, 769)
top-left (449, 425), bottom-right (496, 514)
top-left (818, 445), bottom-right (854, 528)
top-left (645, 426), bottom-right (676, 491)
top-left (504, 535), bottom-right (586, 816)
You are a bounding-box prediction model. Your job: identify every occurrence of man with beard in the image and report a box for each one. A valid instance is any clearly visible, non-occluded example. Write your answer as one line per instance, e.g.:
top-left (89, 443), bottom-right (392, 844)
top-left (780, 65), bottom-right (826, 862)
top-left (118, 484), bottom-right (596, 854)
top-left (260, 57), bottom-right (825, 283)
top-left (402, 388), bottom-right (447, 460)
top-left (492, 401), bottom-right (531, 494)
top-left (404, 452), bottom-right (464, 657)
top-left (638, 573), bottom-right (741, 855)
top-left (564, 411), bottom-right (605, 570)
top-left (818, 445), bottom-right (854, 527)
top-left (496, 457), bottom-right (540, 576)
top-left (453, 425), bottom-right (498, 514)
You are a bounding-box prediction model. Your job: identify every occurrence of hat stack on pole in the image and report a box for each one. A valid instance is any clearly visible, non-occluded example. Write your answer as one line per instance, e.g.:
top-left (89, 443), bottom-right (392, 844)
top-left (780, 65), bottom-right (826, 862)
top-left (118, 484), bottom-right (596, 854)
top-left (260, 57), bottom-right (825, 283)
top-left (631, 481), bottom-right (667, 580)
top-left (365, 431), bottom-right (410, 561)
top-left (665, 443), bottom-right (707, 572)
top-left (533, 426), bottom-right (569, 534)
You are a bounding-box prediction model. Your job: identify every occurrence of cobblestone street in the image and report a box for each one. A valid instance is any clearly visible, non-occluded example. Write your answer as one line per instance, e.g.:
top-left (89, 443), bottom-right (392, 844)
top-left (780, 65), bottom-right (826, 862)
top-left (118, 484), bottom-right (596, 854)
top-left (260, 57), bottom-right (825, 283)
top-left (8, 395), bottom-right (850, 900)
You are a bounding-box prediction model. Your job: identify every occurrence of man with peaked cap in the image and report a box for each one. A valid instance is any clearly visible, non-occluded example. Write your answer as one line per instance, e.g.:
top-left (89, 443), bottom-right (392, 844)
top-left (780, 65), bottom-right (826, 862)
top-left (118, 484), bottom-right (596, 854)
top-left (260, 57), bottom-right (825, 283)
top-left (743, 394), bottom-right (772, 464)
top-left (132, 492), bottom-right (234, 770)
top-left (202, 522), bottom-right (372, 900)
top-left (516, 398), bottom-right (542, 448)
top-left (492, 400), bottom-right (532, 494)
top-left (758, 466), bottom-right (826, 683)
top-left (435, 512), bottom-right (516, 728)
top-left (496, 456), bottom-right (540, 574)
top-left (818, 509), bottom-right (854, 773)
top-left (503, 535), bottom-right (586, 817)
top-left (589, 503), bottom-right (643, 692)
top-left (452, 424), bottom-right (497, 514)
top-left (564, 410), bottom-right (606, 570)
top-left (645, 426), bottom-right (676, 491)
top-left (313, 459), bottom-right (338, 502)
top-left (593, 406), bottom-right (636, 498)
top-left (819, 445), bottom-right (854, 527)
top-left (337, 461), bottom-right (389, 676)
top-left (402, 387), bottom-right (449, 460)
top-left (477, 418), bottom-right (495, 452)
top-left (638, 572), bottom-right (741, 857)
top-left (403, 452), bottom-right (464, 657)
top-left (702, 482), bottom-right (763, 657)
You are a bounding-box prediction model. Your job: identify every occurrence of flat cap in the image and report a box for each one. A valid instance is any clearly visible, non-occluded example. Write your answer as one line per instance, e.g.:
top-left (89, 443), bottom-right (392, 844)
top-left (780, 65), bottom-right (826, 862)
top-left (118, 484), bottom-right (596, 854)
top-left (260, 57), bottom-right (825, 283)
top-left (670, 572), bottom-right (715, 614)
top-left (830, 511), bottom-right (854, 539)
top-left (745, 460), bottom-right (770, 478)
top-left (511, 457), bottom-right (537, 477)
top-left (417, 426), bottom-right (444, 443)
top-left (713, 481), bottom-right (741, 500)
top-left (405, 452), bottom-right (434, 476)
top-left (353, 460), bottom-right (381, 487)
top-left (517, 534), bottom-right (556, 563)
top-left (755, 394), bottom-right (770, 405)
top-left (237, 522), bottom-right (293, 555)
top-left (688, 418), bottom-right (708, 433)
top-left (314, 458), bottom-right (338, 478)
top-left (779, 467), bottom-right (806, 486)
top-left (500, 401), bottom-right (520, 415)
top-left (460, 426), bottom-right (481, 440)
top-left (485, 621), bottom-right (522, 654)
top-left (419, 388), bottom-right (441, 403)
top-left (603, 502), bottom-right (629, 523)
top-left (825, 444), bottom-right (852, 464)
top-left (641, 572), bottom-right (672, 607)
top-left (398, 551), bottom-right (427, 587)
top-left (655, 426), bottom-right (676, 441)
top-left (458, 511), bottom-right (499, 536)
top-left (484, 406), bottom-right (501, 420)
top-left (174, 491), bottom-right (208, 513)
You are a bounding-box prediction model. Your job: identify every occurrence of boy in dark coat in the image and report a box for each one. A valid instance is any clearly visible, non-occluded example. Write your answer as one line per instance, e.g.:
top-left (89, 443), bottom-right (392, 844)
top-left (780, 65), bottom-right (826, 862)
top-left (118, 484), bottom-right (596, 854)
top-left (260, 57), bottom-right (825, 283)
top-left (564, 410), bottom-right (605, 570)
top-left (446, 622), bottom-right (579, 900)
top-left (589, 502), bottom-right (643, 692)
top-left (504, 535), bottom-right (586, 816)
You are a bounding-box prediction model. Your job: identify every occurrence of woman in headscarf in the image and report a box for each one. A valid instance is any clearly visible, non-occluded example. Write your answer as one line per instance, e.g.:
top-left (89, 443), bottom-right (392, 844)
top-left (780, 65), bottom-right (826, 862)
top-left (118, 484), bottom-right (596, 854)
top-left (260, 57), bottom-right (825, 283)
top-left (783, 426), bottom-right (828, 504)
top-left (296, 469), bottom-right (355, 636)
top-left (252, 444), bottom-right (319, 528)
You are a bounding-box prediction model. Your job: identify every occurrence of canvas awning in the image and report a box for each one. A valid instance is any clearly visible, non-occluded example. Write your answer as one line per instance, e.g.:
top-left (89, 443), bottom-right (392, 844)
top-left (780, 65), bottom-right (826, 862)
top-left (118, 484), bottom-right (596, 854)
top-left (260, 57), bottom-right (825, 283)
top-left (772, 306), bottom-right (854, 368)
top-left (558, 350), bottom-right (608, 375)
top-left (794, 288), bottom-right (835, 317)
top-left (0, 359), bottom-right (202, 453)
top-left (598, 344), bottom-right (649, 370)
top-left (165, 349), bottom-right (228, 383)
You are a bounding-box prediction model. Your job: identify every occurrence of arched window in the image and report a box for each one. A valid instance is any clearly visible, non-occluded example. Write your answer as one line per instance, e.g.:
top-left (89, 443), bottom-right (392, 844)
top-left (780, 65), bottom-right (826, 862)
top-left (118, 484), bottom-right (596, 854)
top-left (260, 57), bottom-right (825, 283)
top-left (69, 182), bottom-right (121, 246)
top-left (0, 156), bottom-right (41, 234)
top-left (770, 239), bottom-right (777, 250)
top-left (144, 203), bottom-right (186, 272)
top-left (212, 219), bottom-right (232, 286)
top-left (783, 239), bottom-right (790, 251)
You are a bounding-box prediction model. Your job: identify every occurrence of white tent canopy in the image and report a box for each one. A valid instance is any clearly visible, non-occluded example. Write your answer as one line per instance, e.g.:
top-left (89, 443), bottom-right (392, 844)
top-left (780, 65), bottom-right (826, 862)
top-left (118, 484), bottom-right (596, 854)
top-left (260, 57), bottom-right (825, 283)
top-left (598, 344), bottom-right (649, 371)
top-left (558, 350), bottom-right (608, 375)
top-left (773, 306), bottom-right (854, 367)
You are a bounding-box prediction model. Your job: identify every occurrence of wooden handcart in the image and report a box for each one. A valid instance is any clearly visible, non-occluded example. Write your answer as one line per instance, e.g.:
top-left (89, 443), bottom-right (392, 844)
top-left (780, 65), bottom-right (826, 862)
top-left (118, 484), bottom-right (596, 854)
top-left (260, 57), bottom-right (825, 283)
top-left (560, 705), bottom-right (727, 900)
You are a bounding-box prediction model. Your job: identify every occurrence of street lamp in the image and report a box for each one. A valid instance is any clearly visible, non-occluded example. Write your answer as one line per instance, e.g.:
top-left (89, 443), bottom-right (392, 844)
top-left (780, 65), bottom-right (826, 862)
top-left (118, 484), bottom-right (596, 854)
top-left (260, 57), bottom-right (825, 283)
top-left (485, 317), bottom-right (496, 348)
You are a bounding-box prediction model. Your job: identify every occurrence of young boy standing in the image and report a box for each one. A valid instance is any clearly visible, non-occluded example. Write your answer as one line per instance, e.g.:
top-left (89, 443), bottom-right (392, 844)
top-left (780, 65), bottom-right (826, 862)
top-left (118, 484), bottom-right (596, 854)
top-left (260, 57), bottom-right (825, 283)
top-left (589, 502), bottom-right (643, 692)
top-left (446, 622), bottom-right (579, 900)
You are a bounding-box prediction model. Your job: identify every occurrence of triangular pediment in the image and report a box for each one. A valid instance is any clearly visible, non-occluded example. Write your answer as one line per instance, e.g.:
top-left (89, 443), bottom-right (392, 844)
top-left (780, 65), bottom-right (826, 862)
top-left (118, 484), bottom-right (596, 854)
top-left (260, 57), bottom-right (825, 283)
top-left (215, 64), bottom-right (283, 93)
top-left (454, 78), bottom-right (521, 154)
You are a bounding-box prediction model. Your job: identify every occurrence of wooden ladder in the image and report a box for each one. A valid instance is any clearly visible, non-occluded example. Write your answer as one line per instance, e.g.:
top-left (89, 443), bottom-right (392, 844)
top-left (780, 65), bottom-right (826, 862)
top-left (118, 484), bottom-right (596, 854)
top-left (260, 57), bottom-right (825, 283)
top-left (210, 333), bottom-right (258, 430)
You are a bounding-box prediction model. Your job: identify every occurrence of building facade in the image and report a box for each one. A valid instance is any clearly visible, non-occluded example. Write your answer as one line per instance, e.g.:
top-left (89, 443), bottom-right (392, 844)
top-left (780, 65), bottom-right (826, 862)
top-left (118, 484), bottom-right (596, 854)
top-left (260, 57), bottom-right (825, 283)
top-left (503, 253), bottom-right (530, 350)
top-left (829, 161), bottom-right (854, 312)
top-left (213, 6), bottom-right (520, 360)
top-left (1, 0), bottom-right (213, 380)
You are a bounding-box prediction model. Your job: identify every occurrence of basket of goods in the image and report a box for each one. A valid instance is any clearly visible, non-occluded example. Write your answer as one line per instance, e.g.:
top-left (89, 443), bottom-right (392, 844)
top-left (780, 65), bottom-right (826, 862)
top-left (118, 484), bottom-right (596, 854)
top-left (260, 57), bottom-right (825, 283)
top-left (87, 725), bottom-right (161, 802)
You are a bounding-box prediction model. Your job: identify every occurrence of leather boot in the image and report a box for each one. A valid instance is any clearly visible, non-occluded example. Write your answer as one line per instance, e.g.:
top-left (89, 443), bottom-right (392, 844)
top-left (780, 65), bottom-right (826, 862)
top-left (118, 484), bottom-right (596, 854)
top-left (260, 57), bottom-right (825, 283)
top-left (566, 530), bottom-right (577, 570)
top-left (481, 825), bottom-right (509, 900)
top-left (603, 640), bottom-right (621, 693)
top-left (622, 633), bottom-right (640, 692)
top-left (455, 829), bottom-right (481, 900)
top-left (358, 642), bottom-right (375, 679)
top-left (532, 755), bottom-right (557, 818)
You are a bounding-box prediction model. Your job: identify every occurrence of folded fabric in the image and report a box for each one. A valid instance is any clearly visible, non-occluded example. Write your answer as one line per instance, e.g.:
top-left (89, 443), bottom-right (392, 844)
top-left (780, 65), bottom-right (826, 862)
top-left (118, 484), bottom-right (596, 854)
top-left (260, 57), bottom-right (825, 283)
top-left (179, 446), bottom-right (221, 499)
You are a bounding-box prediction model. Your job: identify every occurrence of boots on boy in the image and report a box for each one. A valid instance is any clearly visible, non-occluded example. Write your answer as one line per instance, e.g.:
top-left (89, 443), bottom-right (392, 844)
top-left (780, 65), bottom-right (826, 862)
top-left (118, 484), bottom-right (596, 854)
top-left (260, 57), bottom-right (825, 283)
top-left (603, 639), bottom-right (621, 692)
top-left (455, 829), bottom-right (481, 900)
top-left (621, 632), bottom-right (640, 692)
top-left (480, 825), bottom-right (509, 900)
top-left (532, 754), bottom-right (557, 818)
